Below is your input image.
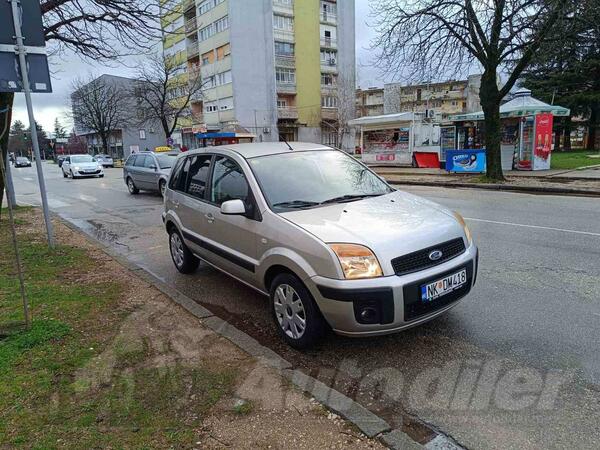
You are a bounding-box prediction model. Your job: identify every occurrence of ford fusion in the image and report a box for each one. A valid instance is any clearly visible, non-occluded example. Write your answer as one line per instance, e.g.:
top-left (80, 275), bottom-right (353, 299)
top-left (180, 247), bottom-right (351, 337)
top-left (163, 143), bottom-right (478, 348)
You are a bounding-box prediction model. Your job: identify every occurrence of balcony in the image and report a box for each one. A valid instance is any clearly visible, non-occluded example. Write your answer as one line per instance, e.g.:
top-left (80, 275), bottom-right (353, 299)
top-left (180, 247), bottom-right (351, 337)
top-left (321, 108), bottom-right (338, 120)
top-left (185, 17), bottom-right (197, 35)
top-left (277, 106), bottom-right (298, 120)
top-left (320, 59), bottom-right (337, 73)
top-left (273, 1), bottom-right (294, 15)
top-left (182, 0), bottom-right (195, 13)
top-left (320, 11), bottom-right (337, 24)
top-left (320, 38), bottom-right (337, 49)
top-left (273, 28), bottom-right (295, 42)
top-left (276, 82), bottom-right (297, 94)
top-left (275, 55), bottom-right (296, 68)
top-left (187, 45), bottom-right (199, 59)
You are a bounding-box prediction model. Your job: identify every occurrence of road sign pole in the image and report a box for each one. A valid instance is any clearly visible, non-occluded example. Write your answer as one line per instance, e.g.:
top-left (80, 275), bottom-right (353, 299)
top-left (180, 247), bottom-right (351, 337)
top-left (10, 0), bottom-right (54, 247)
top-left (4, 154), bottom-right (16, 207)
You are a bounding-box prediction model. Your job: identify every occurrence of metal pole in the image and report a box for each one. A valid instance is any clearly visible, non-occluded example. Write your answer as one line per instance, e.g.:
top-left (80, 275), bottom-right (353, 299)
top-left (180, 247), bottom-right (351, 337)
top-left (4, 155), bottom-right (16, 207)
top-left (10, 0), bottom-right (54, 247)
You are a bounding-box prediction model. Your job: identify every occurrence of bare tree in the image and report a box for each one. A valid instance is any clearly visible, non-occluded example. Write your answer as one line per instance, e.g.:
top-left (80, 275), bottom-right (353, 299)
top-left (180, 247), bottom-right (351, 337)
top-left (371, 0), bottom-right (578, 180)
top-left (131, 53), bottom-right (207, 140)
top-left (321, 73), bottom-right (356, 151)
top-left (70, 76), bottom-right (131, 155)
top-left (1, 0), bottom-right (179, 210)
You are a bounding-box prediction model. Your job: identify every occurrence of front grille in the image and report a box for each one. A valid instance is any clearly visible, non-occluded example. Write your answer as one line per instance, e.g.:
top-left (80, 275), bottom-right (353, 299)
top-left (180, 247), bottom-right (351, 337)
top-left (391, 238), bottom-right (466, 276)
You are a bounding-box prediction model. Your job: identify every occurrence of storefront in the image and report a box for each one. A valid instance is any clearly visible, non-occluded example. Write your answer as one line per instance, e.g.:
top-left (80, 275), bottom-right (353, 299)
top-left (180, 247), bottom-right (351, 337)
top-left (349, 112), bottom-right (441, 166)
top-left (450, 89), bottom-right (570, 171)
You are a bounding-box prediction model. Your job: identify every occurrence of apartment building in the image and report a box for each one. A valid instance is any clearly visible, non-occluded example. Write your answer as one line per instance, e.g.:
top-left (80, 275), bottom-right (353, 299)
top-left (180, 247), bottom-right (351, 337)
top-left (161, 0), bottom-right (356, 150)
top-left (384, 75), bottom-right (482, 121)
top-left (356, 87), bottom-right (384, 117)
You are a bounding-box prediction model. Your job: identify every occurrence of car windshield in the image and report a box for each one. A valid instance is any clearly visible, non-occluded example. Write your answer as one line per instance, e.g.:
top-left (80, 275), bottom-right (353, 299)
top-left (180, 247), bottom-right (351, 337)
top-left (156, 154), bottom-right (177, 169)
top-left (249, 150), bottom-right (393, 212)
top-left (71, 155), bottom-right (95, 163)
top-left (17, 157), bottom-right (28, 162)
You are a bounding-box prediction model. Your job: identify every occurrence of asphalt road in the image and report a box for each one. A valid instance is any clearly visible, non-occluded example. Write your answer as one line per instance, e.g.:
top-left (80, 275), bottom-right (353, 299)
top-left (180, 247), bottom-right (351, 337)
top-left (9, 162), bottom-right (600, 449)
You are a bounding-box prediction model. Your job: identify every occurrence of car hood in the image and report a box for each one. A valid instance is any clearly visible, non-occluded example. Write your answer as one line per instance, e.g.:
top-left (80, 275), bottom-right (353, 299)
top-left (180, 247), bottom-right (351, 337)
top-left (73, 162), bottom-right (101, 169)
top-left (280, 190), bottom-right (467, 272)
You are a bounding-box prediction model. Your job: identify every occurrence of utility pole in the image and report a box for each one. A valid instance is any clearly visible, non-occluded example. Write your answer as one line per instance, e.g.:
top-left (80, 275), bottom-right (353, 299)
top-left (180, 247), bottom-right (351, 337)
top-left (10, 0), bottom-right (54, 247)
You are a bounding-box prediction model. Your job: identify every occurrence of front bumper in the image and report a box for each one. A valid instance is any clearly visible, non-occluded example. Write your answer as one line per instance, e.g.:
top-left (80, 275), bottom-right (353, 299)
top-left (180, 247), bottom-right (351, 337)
top-left (73, 169), bottom-right (103, 176)
top-left (308, 243), bottom-right (478, 337)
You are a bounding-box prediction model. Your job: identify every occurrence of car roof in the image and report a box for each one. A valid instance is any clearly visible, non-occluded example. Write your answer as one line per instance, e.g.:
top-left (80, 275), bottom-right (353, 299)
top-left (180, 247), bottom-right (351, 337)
top-left (184, 142), bottom-right (333, 159)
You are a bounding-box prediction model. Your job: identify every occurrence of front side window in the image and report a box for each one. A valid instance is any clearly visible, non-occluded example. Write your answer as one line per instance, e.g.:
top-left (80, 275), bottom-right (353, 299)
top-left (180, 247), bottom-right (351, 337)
top-left (210, 157), bottom-right (248, 205)
top-left (156, 154), bottom-right (177, 169)
top-left (134, 155), bottom-right (148, 167)
top-left (143, 155), bottom-right (156, 168)
top-left (169, 157), bottom-right (186, 190)
top-left (249, 150), bottom-right (392, 212)
top-left (185, 154), bottom-right (212, 199)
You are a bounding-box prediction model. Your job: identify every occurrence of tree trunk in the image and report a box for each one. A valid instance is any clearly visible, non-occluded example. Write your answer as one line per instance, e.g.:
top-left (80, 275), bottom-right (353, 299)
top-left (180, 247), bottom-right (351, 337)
top-left (586, 105), bottom-right (598, 151)
top-left (0, 92), bottom-right (15, 216)
top-left (479, 70), bottom-right (504, 181)
top-left (554, 126), bottom-right (561, 151)
top-left (563, 116), bottom-right (572, 151)
top-left (101, 135), bottom-right (109, 155)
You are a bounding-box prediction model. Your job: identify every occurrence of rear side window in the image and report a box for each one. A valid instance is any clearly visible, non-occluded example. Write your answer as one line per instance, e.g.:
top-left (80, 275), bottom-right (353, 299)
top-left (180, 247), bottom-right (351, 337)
top-left (134, 155), bottom-right (147, 167)
top-left (185, 155), bottom-right (212, 199)
top-left (210, 157), bottom-right (249, 205)
top-left (169, 158), bottom-right (186, 190)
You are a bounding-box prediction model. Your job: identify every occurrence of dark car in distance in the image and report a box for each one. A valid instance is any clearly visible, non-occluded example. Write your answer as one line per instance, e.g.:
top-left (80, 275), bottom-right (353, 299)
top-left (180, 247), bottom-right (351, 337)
top-left (14, 157), bottom-right (32, 168)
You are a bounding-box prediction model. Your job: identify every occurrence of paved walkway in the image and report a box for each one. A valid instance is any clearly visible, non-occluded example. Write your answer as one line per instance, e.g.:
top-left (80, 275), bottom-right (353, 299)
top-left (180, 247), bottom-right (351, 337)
top-left (370, 165), bottom-right (600, 179)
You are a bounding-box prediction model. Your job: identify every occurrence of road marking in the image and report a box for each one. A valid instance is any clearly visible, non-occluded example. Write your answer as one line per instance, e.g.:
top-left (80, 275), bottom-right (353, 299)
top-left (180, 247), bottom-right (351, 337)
top-left (23, 177), bottom-right (33, 181)
top-left (48, 199), bottom-right (70, 208)
top-left (465, 217), bottom-right (600, 237)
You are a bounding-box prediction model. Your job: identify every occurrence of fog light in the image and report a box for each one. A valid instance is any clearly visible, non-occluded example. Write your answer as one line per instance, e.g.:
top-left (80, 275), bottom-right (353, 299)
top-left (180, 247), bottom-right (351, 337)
top-left (360, 307), bottom-right (377, 322)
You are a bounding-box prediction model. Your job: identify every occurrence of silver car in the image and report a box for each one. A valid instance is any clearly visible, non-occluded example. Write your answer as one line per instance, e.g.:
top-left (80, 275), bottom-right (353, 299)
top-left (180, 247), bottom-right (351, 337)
top-left (62, 154), bottom-right (104, 178)
top-left (123, 152), bottom-right (178, 197)
top-left (162, 143), bottom-right (478, 348)
top-left (95, 154), bottom-right (114, 168)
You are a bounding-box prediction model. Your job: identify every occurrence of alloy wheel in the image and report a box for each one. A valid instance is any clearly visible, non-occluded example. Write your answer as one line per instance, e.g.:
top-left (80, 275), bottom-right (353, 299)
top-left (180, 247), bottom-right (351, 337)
top-left (273, 284), bottom-right (307, 339)
top-left (170, 232), bottom-right (184, 268)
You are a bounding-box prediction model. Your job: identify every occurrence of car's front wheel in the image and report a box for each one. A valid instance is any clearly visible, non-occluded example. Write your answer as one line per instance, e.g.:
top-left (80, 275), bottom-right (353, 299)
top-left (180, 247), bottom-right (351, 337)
top-left (62, 169), bottom-right (68, 178)
top-left (169, 228), bottom-right (199, 274)
top-left (270, 273), bottom-right (327, 349)
top-left (127, 177), bottom-right (139, 194)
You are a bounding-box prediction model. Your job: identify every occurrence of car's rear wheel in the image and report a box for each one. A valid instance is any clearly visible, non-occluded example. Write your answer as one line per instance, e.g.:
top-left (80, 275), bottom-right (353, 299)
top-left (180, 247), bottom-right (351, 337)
top-left (159, 179), bottom-right (167, 197)
top-left (270, 273), bottom-right (326, 349)
top-left (169, 228), bottom-right (199, 274)
top-left (127, 177), bottom-right (139, 194)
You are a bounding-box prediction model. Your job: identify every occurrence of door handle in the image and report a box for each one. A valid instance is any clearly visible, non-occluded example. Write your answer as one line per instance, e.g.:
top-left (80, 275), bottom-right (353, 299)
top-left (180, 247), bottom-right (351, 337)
top-left (205, 213), bottom-right (214, 223)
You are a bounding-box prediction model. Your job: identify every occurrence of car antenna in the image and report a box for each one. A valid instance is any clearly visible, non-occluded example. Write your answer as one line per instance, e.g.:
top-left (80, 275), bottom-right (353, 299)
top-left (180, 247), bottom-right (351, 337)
top-left (279, 134), bottom-right (293, 151)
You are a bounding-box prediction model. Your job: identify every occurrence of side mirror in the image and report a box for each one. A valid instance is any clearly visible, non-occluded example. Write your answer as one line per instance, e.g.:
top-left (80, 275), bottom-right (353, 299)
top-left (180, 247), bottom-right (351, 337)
top-left (220, 199), bottom-right (246, 216)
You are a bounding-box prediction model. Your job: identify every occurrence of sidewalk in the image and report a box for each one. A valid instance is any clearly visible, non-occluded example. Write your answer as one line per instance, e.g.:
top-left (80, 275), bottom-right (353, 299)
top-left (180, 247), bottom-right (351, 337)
top-left (371, 166), bottom-right (600, 196)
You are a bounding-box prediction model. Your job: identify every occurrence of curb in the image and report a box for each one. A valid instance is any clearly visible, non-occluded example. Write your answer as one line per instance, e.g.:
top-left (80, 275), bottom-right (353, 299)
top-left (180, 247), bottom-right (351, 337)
top-left (58, 214), bottom-right (466, 450)
top-left (387, 179), bottom-right (600, 197)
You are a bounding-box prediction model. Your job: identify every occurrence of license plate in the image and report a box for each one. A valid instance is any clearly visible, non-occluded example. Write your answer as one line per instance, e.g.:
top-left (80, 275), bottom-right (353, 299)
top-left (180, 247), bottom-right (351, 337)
top-left (421, 269), bottom-right (467, 302)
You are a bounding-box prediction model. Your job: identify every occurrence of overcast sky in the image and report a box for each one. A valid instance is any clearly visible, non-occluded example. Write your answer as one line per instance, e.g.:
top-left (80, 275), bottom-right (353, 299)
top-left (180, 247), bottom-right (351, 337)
top-left (12, 0), bottom-right (384, 133)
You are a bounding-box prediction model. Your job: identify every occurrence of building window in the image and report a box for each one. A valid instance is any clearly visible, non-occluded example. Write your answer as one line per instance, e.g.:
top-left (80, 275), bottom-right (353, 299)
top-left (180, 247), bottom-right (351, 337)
top-left (274, 0), bottom-right (293, 4)
top-left (274, 41), bottom-right (294, 57)
top-left (205, 103), bottom-right (218, 113)
top-left (217, 70), bottom-right (232, 85)
top-left (216, 43), bottom-right (230, 60)
top-left (198, 0), bottom-right (225, 16)
top-left (273, 14), bottom-right (294, 31)
top-left (199, 24), bottom-right (215, 41)
top-left (201, 50), bottom-right (214, 65)
top-left (321, 73), bottom-right (336, 86)
top-left (139, 130), bottom-right (146, 140)
top-left (277, 99), bottom-right (288, 108)
top-left (321, 96), bottom-right (338, 108)
top-left (320, 49), bottom-right (336, 65)
top-left (214, 16), bottom-right (229, 33)
top-left (275, 67), bottom-right (295, 84)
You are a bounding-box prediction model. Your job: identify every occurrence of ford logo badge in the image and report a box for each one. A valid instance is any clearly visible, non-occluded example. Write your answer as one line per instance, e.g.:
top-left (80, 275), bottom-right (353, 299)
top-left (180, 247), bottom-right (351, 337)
top-left (429, 250), bottom-right (443, 261)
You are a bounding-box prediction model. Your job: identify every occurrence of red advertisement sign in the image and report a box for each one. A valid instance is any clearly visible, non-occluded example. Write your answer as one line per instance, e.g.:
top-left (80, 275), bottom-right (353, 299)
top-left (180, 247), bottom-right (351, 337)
top-left (533, 113), bottom-right (553, 169)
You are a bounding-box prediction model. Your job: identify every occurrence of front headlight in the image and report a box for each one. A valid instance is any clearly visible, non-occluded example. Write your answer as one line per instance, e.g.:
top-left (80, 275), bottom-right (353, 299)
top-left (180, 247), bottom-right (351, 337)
top-left (329, 244), bottom-right (383, 279)
top-left (453, 211), bottom-right (473, 245)
top-left (74, 166), bottom-right (81, 171)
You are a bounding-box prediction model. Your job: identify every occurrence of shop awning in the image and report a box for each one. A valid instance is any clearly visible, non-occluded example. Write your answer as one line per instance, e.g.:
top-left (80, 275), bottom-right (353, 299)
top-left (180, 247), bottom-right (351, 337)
top-left (348, 112), bottom-right (416, 127)
top-left (450, 88), bottom-right (570, 121)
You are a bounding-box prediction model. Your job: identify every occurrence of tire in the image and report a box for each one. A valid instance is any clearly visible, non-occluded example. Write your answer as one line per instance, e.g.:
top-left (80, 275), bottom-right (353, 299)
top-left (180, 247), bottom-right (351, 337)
top-left (169, 228), bottom-right (199, 274)
top-left (99, 174), bottom-right (104, 178)
top-left (127, 177), bottom-right (139, 194)
top-left (63, 170), bottom-right (68, 178)
top-left (70, 169), bottom-right (76, 179)
top-left (270, 273), bottom-right (327, 349)
top-left (159, 179), bottom-right (167, 198)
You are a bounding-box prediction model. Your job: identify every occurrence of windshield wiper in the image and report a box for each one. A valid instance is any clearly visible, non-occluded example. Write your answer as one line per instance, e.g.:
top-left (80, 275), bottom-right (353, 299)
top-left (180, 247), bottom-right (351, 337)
top-left (320, 194), bottom-right (384, 205)
top-left (273, 200), bottom-right (321, 209)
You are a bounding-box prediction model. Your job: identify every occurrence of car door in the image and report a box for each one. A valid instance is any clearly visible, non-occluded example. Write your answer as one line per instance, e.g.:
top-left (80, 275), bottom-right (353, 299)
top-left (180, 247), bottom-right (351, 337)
top-left (142, 153), bottom-right (161, 191)
top-left (131, 154), bottom-right (152, 189)
top-left (172, 154), bottom-right (214, 258)
top-left (201, 155), bottom-right (260, 285)
top-left (63, 156), bottom-right (71, 174)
